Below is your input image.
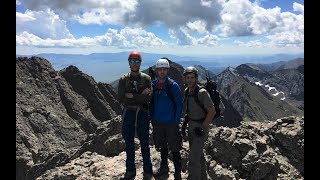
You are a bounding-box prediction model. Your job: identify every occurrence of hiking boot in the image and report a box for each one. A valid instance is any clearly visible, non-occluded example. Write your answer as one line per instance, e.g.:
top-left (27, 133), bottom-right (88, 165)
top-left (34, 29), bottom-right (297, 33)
top-left (143, 172), bottom-right (153, 180)
top-left (153, 166), bottom-right (169, 177)
top-left (120, 171), bottom-right (136, 180)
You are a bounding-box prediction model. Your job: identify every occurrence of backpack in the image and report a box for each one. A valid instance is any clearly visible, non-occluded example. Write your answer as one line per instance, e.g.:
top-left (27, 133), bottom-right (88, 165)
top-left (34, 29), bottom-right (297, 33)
top-left (148, 67), bottom-right (156, 80)
top-left (184, 74), bottom-right (221, 119)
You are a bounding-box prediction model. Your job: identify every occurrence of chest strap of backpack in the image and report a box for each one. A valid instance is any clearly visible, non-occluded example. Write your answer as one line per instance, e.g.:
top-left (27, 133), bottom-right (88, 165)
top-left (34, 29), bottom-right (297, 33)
top-left (185, 86), bottom-right (207, 115)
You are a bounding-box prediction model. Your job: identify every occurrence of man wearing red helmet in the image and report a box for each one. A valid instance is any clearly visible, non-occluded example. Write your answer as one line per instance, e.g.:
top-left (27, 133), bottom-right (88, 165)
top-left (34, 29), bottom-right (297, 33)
top-left (118, 51), bottom-right (153, 180)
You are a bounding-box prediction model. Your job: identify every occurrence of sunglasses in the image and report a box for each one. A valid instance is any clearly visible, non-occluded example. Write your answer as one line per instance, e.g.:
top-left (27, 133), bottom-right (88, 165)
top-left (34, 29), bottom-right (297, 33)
top-left (129, 59), bottom-right (141, 64)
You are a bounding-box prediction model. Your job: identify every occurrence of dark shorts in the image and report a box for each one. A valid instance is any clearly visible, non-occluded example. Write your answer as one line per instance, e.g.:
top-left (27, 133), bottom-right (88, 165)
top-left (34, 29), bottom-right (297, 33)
top-left (152, 122), bottom-right (182, 152)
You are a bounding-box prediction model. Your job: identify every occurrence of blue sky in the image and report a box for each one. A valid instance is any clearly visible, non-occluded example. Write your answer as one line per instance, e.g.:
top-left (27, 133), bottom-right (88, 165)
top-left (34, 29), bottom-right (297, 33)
top-left (16, 0), bottom-right (304, 57)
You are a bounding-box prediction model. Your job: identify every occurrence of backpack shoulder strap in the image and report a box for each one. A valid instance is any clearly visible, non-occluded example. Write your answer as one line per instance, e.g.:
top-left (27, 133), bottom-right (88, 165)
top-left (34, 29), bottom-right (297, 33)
top-left (184, 87), bottom-right (189, 98)
top-left (122, 73), bottom-right (131, 90)
top-left (140, 72), bottom-right (151, 86)
top-left (165, 78), bottom-right (176, 109)
top-left (193, 86), bottom-right (207, 114)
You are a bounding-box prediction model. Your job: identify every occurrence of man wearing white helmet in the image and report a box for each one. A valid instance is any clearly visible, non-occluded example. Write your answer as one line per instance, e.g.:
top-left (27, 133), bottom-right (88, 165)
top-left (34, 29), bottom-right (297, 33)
top-left (150, 57), bottom-right (183, 180)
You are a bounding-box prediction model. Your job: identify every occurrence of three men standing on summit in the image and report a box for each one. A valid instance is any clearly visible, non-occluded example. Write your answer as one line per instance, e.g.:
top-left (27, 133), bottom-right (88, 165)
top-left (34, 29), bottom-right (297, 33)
top-left (118, 51), bottom-right (216, 180)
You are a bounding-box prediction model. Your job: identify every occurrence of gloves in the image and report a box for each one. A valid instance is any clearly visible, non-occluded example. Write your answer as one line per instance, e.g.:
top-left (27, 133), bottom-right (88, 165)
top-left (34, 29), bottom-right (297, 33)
top-left (194, 127), bottom-right (204, 137)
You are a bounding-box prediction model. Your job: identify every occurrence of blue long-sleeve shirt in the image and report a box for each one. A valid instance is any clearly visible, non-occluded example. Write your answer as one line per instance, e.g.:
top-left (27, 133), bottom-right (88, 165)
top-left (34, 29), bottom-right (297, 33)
top-left (150, 77), bottom-right (183, 124)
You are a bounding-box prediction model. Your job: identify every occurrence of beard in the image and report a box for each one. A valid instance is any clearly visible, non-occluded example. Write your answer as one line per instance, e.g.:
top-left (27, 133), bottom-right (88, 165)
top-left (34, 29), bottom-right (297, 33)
top-left (131, 68), bottom-right (140, 72)
top-left (187, 82), bottom-right (197, 88)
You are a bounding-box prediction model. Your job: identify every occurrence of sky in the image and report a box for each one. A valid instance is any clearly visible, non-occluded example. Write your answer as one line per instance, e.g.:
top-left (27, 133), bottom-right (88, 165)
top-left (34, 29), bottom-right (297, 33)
top-left (16, 0), bottom-right (304, 57)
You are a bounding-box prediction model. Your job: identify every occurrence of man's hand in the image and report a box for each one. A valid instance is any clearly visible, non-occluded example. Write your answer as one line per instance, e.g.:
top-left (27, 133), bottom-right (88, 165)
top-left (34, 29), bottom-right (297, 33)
top-left (194, 127), bottom-right (204, 137)
top-left (125, 93), bottom-right (133, 98)
top-left (141, 88), bottom-right (152, 95)
top-left (202, 121), bottom-right (210, 130)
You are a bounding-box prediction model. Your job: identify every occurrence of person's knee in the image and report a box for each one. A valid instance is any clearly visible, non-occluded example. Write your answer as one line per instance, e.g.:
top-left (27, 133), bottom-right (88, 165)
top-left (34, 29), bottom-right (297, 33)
top-left (139, 135), bottom-right (150, 148)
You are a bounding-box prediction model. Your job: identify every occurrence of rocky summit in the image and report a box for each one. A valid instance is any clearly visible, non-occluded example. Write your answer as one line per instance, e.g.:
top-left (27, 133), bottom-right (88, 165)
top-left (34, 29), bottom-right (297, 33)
top-left (16, 56), bottom-right (304, 179)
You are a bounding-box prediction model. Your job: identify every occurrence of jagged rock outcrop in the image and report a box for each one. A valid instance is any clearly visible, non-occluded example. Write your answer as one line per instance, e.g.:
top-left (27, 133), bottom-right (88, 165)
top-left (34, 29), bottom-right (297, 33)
top-left (194, 64), bottom-right (216, 82)
top-left (59, 65), bottom-right (118, 121)
top-left (236, 61), bottom-right (304, 110)
top-left (205, 116), bottom-right (304, 179)
top-left (16, 56), bottom-right (122, 180)
top-left (216, 67), bottom-right (303, 121)
top-left (33, 116), bottom-right (304, 180)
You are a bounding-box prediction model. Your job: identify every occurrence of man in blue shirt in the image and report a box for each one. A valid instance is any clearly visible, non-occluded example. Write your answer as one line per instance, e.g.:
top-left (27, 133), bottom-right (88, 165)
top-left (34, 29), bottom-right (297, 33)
top-left (150, 58), bottom-right (183, 180)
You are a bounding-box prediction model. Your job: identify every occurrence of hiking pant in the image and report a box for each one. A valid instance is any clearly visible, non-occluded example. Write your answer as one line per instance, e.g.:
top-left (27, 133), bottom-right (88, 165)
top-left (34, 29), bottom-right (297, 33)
top-left (187, 120), bottom-right (209, 180)
top-left (152, 122), bottom-right (182, 152)
top-left (152, 122), bottom-right (182, 173)
top-left (122, 108), bottom-right (152, 174)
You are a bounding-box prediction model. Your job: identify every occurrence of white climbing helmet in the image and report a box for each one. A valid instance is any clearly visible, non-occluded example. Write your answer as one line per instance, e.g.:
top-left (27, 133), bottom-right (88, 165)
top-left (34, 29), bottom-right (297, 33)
top-left (155, 58), bottom-right (170, 68)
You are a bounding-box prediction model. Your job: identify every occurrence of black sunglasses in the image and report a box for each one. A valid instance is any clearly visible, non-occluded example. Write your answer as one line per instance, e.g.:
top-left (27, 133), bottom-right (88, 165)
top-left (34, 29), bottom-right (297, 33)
top-left (129, 59), bottom-right (141, 64)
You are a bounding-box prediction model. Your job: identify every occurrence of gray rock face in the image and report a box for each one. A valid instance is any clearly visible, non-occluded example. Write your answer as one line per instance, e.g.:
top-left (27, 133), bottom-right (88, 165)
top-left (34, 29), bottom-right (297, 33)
top-left (31, 116), bottom-right (304, 180)
top-left (235, 61), bottom-right (304, 110)
top-left (16, 57), bottom-right (122, 180)
top-left (205, 116), bottom-right (304, 179)
top-left (216, 67), bottom-right (303, 122)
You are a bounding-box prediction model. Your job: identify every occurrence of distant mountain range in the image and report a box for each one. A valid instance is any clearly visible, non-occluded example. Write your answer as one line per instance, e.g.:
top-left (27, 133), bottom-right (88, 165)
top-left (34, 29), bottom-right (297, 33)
top-left (16, 52), bottom-right (304, 83)
top-left (247, 58), bottom-right (304, 72)
top-left (110, 57), bottom-right (304, 122)
top-left (196, 58), bottom-right (304, 120)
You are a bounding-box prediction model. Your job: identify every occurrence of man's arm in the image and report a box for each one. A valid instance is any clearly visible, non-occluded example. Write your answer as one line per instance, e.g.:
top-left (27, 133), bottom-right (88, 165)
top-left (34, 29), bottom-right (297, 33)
top-left (132, 76), bottom-right (152, 104)
top-left (202, 106), bottom-right (215, 129)
top-left (118, 76), bottom-right (135, 104)
top-left (118, 77), bottom-right (126, 104)
top-left (171, 82), bottom-right (183, 124)
top-left (199, 89), bottom-right (216, 129)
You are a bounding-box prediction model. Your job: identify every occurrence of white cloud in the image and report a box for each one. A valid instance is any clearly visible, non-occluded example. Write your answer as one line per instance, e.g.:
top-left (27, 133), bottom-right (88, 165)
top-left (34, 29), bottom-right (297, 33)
top-left (234, 40), bottom-right (264, 47)
top-left (127, 0), bottom-right (223, 31)
top-left (73, 1), bottom-right (138, 25)
top-left (16, 12), bottom-right (36, 22)
top-left (221, 0), bottom-right (304, 37)
top-left (21, 0), bottom-right (138, 25)
top-left (293, 2), bottom-right (304, 14)
top-left (169, 28), bottom-right (193, 46)
top-left (16, 0), bottom-right (21, 5)
top-left (249, 6), bottom-right (282, 34)
top-left (16, 9), bottom-right (73, 39)
top-left (197, 35), bottom-right (219, 45)
top-left (201, 0), bottom-right (213, 7)
top-left (267, 31), bottom-right (304, 47)
top-left (16, 32), bottom-right (95, 47)
top-left (17, 0), bottom-right (304, 54)
top-left (169, 27), bottom-right (219, 46)
top-left (95, 28), bottom-right (166, 48)
top-left (221, 0), bottom-right (256, 36)
top-left (186, 20), bottom-right (208, 34)
top-left (21, 0), bottom-right (223, 31)
top-left (16, 27), bottom-right (166, 48)
top-left (119, 28), bottom-right (165, 47)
